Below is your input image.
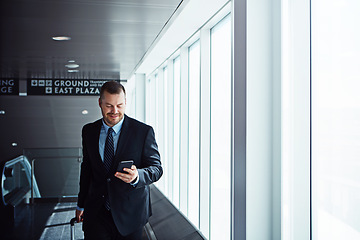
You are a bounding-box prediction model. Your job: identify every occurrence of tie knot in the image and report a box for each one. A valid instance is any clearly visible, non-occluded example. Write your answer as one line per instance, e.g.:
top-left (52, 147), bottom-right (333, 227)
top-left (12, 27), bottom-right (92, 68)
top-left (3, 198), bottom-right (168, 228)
top-left (108, 128), bottom-right (114, 135)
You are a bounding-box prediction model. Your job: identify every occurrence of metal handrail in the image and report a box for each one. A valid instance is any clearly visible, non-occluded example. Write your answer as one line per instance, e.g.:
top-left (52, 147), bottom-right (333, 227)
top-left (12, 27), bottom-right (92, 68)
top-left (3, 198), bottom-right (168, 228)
top-left (23, 147), bottom-right (82, 159)
top-left (1, 155), bottom-right (41, 206)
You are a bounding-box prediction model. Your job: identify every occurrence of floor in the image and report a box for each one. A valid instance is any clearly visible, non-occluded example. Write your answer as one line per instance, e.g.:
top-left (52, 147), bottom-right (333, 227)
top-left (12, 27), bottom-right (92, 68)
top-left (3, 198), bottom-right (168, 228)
top-left (2, 201), bottom-right (149, 240)
top-left (1, 184), bottom-right (203, 240)
top-left (2, 202), bottom-right (83, 240)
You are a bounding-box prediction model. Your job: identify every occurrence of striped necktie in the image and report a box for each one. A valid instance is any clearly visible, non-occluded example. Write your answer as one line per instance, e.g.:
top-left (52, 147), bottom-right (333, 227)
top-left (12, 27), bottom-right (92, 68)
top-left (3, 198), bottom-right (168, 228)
top-left (104, 127), bottom-right (114, 172)
top-left (104, 127), bottom-right (114, 210)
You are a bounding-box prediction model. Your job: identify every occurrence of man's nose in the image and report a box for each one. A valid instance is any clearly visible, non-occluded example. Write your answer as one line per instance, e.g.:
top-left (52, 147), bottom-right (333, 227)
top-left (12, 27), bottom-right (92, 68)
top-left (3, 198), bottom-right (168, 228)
top-left (109, 107), bottom-right (115, 113)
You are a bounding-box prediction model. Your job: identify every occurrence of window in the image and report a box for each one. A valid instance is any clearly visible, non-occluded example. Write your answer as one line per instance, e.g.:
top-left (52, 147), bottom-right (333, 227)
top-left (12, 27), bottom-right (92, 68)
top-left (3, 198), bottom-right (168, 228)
top-left (146, 75), bottom-right (157, 128)
top-left (188, 40), bottom-right (201, 227)
top-left (210, 15), bottom-right (231, 239)
top-left (312, 0), bottom-right (360, 239)
top-left (163, 66), bottom-right (169, 197)
top-left (153, 74), bottom-right (158, 133)
top-left (145, 78), bottom-right (151, 123)
top-left (141, 6), bottom-right (232, 238)
top-left (173, 56), bottom-right (181, 208)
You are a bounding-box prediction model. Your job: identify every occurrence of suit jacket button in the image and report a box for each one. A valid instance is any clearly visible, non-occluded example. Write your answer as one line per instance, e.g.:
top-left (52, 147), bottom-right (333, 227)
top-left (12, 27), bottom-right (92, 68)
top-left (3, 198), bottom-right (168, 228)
top-left (107, 178), bottom-right (111, 182)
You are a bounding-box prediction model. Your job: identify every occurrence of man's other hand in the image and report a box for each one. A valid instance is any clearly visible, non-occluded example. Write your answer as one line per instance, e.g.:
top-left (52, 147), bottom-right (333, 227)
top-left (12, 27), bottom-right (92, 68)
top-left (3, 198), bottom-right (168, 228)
top-left (76, 209), bottom-right (84, 223)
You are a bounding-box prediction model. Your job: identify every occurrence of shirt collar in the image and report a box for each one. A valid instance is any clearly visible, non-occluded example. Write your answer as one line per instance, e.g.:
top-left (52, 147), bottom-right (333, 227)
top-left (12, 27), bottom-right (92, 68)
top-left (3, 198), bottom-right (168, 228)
top-left (102, 116), bottom-right (125, 134)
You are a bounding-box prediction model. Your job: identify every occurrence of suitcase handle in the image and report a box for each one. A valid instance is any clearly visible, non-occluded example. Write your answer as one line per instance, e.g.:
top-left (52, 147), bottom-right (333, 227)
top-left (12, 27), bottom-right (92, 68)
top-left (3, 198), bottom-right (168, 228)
top-left (70, 217), bottom-right (77, 226)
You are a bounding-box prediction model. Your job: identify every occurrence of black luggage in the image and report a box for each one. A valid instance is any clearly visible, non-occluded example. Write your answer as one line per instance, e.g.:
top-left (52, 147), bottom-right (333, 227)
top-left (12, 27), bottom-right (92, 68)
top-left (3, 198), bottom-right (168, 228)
top-left (70, 217), bottom-right (78, 240)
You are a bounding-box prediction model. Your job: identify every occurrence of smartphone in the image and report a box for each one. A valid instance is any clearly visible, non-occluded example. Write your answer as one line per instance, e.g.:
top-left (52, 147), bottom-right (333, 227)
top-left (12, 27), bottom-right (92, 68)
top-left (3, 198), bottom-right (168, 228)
top-left (117, 160), bottom-right (134, 173)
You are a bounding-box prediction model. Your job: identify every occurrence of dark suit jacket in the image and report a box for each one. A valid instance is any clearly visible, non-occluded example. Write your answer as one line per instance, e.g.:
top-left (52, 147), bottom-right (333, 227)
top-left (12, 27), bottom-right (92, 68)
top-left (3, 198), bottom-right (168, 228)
top-left (77, 115), bottom-right (162, 236)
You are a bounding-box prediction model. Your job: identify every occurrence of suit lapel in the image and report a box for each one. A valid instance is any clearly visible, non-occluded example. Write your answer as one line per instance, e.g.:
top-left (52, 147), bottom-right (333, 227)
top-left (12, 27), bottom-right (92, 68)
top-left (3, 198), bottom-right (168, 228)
top-left (111, 115), bottom-right (131, 172)
top-left (90, 119), bottom-right (106, 172)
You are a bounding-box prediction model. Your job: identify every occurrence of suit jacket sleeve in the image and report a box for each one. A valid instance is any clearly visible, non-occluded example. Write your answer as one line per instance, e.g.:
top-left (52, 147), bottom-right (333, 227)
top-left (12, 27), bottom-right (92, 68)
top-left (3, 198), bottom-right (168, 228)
top-left (77, 125), bottom-right (91, 208)
top-left (136, 126), bottom-right (162, 188)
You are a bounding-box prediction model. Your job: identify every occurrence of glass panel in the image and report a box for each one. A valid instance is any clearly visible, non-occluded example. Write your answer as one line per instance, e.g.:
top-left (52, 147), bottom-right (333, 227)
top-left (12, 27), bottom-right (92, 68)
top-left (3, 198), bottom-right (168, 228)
top-left (153, 74), bottom-right (159, 133)
top-left (146, 78), bottom-right (151, 123)
top-left (173, 56), bottom-right (181, 208)
top-left (210, 15), bottom-right (231, 240)
top-left (312, 0), bottom-right (360, 239)
top-left (147, 75), bottom-right (157, 129)
top-left (24, 148), bottom-right (82, 198)
top-left (163, 67), bottom-right (169, 197)
top-left (33, 158), bottom-right (80, 197)
top-left (188, 40), bottom-right (201, 227)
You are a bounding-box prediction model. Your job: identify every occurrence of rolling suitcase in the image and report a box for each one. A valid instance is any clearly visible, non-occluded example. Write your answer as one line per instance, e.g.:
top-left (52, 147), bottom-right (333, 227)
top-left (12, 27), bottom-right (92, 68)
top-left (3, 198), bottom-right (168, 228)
top-left (70, 217), bottom-right (78, 240)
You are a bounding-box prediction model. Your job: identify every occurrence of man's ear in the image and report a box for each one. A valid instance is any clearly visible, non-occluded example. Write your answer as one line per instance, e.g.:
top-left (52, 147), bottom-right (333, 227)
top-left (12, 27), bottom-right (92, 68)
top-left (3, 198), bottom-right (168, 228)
top-left (98, 98), bottom-right (101, 107)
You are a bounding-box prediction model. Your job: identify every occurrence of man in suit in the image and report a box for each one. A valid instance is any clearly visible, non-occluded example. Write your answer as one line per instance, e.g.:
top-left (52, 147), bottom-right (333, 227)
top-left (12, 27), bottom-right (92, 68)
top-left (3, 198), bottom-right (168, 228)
top-left (75, 81), bottom-right (163, 240)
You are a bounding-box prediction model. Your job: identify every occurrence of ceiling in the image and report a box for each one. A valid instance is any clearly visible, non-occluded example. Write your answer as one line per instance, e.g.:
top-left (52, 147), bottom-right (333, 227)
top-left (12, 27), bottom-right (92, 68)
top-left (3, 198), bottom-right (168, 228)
top-left (0, 0), bottom-right (183, 80)
top-left (0, 0), bottom-right (230, 162)
top-left (0, 0), bottom-right (184, 162)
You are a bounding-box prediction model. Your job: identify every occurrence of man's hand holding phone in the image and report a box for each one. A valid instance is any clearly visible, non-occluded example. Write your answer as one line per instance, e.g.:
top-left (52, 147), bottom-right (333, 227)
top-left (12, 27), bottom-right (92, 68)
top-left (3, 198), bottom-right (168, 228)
top-left (115, 160), bottom-right (138, 184)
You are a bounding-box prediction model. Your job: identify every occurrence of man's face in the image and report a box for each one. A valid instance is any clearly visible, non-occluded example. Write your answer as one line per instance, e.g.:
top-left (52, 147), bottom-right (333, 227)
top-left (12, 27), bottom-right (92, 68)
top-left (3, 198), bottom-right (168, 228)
top-left (99, 90), bottom-right (126, 127)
